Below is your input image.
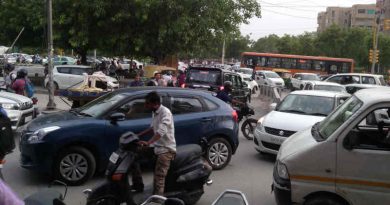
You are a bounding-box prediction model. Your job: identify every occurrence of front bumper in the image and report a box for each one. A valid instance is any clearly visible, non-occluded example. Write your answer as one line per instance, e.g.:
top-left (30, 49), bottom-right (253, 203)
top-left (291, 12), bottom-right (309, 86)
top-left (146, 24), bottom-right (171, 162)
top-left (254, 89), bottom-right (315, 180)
top-left (19, 133), bottom-right (54, 173)
top-left (6, 108), bottom-right (35, 130)
top-left (253, 129), bottom-right (286, 155)
top-left (273, 164), bottom-right (292, 205)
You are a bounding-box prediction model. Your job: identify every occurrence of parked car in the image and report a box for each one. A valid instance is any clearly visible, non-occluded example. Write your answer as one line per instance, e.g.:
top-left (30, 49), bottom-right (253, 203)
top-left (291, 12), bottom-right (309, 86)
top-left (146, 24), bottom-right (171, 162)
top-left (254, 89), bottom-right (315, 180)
top-left (303, 81), bottom-right (347, 93)
top-left (185, 66), bottom-right (249, 103)
top-left (53, 56), bottom-right (77, 65)
top-left (121, 59), bottom-right (143, 70)
top-left (254, 90), bottom-right (350, 155)
top-left (325, 73), bottom-right (386, 86)
top-left (0, 90), bottom-right (35, 130)
top-left (255, 70), bottom-right (285, 88)
top-left (44, 65), bottom-right (119, 90)
top-left (290, 73), bottom-right (320, 90)
top-left (344, 83), bottom-right (385, 94)
top-left (273, 87), bottom-right (390, 205)
top-left (20, 88), bottom-right (239, 185)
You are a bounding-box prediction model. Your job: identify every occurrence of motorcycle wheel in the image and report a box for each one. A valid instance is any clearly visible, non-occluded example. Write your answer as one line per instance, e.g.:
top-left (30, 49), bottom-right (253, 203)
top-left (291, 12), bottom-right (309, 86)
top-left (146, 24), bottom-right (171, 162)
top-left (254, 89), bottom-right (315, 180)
top-left (241, 118), bottom-right (257, 140)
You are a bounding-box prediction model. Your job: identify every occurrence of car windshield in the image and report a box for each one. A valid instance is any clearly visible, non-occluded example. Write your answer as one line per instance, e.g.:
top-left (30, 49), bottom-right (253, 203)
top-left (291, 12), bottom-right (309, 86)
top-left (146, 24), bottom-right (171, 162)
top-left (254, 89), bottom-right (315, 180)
top-left (265, 72), bottom-right (280, 78)
top-left (315, 85), bottom-right (345, 92)
top-left (78, 93), bottom-right (126, 117)
top-left (302, 75), bottom-right (320, 80)
top-left (318, 96), bottom-right (363, 139)
top-left (276, 94), bottom-right (335, 116)
top-left (238, 69), bottom-right (252, 75)
top-left (187, 69), bottom-right (221, 85)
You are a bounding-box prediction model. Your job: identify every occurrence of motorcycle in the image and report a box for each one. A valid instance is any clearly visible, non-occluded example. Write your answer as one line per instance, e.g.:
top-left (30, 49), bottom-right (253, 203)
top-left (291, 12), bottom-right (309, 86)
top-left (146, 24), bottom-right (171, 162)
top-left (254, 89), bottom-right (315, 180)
top-left (85, 132), bottom-right (212, 205)
top-left (236, 103), bottom-right (257, 140)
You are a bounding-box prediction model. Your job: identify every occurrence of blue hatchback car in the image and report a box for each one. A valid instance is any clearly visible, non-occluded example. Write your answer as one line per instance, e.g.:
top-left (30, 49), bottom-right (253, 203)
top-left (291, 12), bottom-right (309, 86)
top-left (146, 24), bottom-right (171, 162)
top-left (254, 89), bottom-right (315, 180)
top-left (20, 87), bottom-right (239, 185)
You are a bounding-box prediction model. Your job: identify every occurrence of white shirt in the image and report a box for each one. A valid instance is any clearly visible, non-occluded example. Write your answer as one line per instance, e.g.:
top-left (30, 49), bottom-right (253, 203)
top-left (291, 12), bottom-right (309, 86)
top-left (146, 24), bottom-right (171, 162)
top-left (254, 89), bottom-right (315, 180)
top-left (151, 105), bottom-right (176, 154)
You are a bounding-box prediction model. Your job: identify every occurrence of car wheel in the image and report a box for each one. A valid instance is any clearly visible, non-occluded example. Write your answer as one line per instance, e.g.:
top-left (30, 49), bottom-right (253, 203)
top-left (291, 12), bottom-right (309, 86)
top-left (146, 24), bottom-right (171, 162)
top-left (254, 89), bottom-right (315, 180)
top-left (54, 146), bottom-right (96, 186)
top-left (206, 138), bottom-right (232, 170)
top-left (304, 195), bottom-right (347, 205)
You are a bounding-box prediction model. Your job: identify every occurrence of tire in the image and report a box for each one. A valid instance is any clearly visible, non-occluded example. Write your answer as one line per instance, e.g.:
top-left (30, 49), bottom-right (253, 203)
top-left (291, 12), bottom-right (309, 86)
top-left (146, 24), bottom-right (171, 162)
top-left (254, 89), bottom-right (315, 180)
top-left (304, 195), bottom-right (347, 205)
top-left (54, 146), bottom-right (96, 186)
top-left (206, 138), bottom-right (232, 170)
top-left (241, 118), bottom-right (257, 140)
top-left (300, 84), bottom-right (304, 90)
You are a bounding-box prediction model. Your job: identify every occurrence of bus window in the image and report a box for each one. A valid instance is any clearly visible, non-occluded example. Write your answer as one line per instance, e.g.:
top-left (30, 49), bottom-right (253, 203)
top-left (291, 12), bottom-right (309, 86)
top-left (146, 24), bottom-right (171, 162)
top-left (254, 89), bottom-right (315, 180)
top-left (268, 57), bottom-right (280, 68)
top-left (313, 60), bottom-right (325, 71)
top-left (281, 58), bottom-right (296, 69)
top-left (297, 59), bottom-right (312, 70)
top-left (257, 57), bottom-right (266, 67)
top-left (342, 63), bottom-right (350, 73)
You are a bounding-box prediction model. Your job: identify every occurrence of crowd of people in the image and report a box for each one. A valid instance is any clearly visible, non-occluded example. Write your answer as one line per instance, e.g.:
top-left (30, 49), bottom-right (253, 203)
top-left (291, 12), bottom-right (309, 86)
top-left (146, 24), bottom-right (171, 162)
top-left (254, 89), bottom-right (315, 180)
top-left (128, 70), bottom-right (186, 88)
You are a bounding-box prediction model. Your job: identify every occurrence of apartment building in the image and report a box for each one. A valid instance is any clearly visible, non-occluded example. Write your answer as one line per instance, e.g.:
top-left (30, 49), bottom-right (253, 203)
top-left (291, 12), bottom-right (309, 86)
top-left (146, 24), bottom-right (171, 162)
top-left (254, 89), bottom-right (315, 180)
top-left (317, 4), bottom-right (376, 32)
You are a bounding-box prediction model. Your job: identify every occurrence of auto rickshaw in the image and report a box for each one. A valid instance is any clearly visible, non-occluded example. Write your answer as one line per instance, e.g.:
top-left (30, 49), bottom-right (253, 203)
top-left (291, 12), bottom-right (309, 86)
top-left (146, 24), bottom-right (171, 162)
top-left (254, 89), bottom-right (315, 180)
top-left (272, 68), bottom-right (292, 88)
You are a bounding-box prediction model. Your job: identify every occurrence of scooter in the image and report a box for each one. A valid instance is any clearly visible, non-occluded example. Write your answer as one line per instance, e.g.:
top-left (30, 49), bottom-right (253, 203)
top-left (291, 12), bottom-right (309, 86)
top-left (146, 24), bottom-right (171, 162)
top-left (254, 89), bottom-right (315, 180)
top-left (85, 132), bottom-right (212, 205)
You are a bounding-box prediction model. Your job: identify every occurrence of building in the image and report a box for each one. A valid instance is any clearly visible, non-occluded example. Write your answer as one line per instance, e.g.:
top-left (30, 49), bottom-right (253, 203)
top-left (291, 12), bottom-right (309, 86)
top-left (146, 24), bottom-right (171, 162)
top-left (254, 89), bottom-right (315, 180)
top-left (317, 4), bottom-right (376, 32)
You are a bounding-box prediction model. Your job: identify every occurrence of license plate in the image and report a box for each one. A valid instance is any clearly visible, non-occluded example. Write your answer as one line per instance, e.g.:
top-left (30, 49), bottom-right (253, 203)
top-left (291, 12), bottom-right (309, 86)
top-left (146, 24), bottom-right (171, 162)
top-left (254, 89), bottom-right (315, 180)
top-left (109, 152), bottom-right (119, 163)
top-left (25, 116), bottom-right (32, 122)
top-left (270, 137), bottom-right (283, 144)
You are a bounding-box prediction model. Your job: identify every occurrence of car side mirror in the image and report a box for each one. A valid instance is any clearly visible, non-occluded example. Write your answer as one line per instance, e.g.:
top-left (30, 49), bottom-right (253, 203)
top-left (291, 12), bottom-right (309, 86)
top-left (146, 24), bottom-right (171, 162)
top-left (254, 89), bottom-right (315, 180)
top-left (343, 131), bottom-right (360, 150)
top-left (110, 112), bottom-right (125, 123)
top-left (270, 103), bottom-right (277, 110)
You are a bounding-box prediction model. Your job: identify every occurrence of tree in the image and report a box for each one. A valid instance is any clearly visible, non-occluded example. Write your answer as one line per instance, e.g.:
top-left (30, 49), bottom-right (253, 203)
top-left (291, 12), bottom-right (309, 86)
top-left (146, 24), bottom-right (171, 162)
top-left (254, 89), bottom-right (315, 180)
top-left (315, 25), bottom-right (347, 57)
top-left (225, 35), bottom-right (252, 59)
top-left (251, 34), bottom-right (279, 53)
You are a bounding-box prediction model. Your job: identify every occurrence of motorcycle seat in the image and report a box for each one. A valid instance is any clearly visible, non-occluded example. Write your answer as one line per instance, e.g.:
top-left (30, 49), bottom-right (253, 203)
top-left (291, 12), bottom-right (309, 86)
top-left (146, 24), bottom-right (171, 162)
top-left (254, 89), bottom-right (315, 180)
top-left (171, 144), bottom-right (202, 169)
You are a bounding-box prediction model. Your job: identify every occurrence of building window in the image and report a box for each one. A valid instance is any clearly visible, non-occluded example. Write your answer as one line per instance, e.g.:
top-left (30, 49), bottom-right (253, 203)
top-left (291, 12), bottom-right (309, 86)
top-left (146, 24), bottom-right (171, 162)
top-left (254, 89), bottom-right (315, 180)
top-left (358, 9), bottom-right (366, 14)
top-left (367, 9), bottom-right (375, 15)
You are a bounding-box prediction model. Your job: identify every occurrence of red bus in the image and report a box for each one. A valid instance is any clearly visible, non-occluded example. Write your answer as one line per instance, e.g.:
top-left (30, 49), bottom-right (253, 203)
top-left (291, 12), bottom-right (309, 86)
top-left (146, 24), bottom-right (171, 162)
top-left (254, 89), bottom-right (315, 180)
top-left (241, 52), bottom-right (354, 75)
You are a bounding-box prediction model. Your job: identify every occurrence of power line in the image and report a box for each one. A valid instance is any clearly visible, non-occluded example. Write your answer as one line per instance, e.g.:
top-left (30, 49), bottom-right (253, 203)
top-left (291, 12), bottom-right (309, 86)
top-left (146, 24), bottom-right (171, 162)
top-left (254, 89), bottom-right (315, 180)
top-left (262, 5), bottom-right (320, 12)
top-left (262, 8), bottom-right (316, 19)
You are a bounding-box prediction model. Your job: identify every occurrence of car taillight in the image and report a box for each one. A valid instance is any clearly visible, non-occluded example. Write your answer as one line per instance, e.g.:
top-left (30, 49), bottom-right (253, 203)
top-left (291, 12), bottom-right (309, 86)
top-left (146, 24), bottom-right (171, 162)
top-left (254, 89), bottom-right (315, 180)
top-left (219, 86), bottom-right (224, 91)
top-left (112, 173), bottom-right (124, 181)
top-left (232, 110), bottom-right (238, 123)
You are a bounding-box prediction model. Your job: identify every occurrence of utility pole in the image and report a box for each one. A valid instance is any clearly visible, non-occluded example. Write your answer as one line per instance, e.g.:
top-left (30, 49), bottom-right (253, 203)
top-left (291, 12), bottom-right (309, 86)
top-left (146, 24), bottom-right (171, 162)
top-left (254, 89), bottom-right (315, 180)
top-left (221, 38), bottom-right (225, 65)
top-left (371, 12), bottom-right (381, 74)
top-left (46, 0), bottom-right (56, 109)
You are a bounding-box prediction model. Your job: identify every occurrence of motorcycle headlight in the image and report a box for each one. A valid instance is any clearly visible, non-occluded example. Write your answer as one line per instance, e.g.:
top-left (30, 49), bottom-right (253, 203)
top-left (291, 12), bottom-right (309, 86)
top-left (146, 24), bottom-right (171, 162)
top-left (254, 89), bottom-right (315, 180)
top-left (28, 126), bottom-right (61, 143)
top-left (1, 103), bottom-right (20, 110)
top-left (256, 117), bottom-right (265, 132)
top-left (276, 161), bottom-right (289, 180)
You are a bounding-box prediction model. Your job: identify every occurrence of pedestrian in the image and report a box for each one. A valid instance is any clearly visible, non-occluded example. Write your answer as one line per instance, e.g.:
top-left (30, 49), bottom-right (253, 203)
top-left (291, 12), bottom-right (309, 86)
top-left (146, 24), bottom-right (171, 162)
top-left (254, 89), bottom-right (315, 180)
top-left (44, 63), bottom-right (49, 77)
top-left (3, 64), bottom-right (17, 91)
top-left (148, 72), bottom-right (165, 86)
top-left (11, 69), bottom-right (29, 96)
top-left (138, 65), bottom-right (144, 77)
top-left (129, 74), bottom-right (144, 87)
top-left (132, 91), bottom-right (176, 196)
top-left (109, 60), bottom-right (117, 78)
top-left (177, 70), bottom-right (186, 88)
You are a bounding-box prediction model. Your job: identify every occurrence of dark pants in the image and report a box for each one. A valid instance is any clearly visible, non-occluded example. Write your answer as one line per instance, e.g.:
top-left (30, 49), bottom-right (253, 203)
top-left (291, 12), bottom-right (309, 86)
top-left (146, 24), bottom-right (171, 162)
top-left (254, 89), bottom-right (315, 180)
top-left (131, 147), bottom-right (176, 196)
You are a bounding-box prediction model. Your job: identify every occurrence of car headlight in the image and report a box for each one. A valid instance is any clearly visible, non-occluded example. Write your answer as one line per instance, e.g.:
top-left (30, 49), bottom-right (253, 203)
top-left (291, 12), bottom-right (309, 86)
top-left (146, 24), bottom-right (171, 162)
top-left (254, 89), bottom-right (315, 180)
top-left (276, 161), bottom-right (289, 179)
top-left (27, 126), bottom-right (61, 143)
top-left (256, 117), bottom-right (265, 132)
top-left (1, 103), bottom-right (20, 110)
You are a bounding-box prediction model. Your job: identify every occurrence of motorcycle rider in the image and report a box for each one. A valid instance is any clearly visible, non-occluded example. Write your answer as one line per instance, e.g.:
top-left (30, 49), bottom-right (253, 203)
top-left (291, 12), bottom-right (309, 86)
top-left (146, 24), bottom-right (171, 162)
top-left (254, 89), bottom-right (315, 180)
top-left (132, 91), bottom-right (176, 196)
top-left (216, 81), bottom-right (244, 105)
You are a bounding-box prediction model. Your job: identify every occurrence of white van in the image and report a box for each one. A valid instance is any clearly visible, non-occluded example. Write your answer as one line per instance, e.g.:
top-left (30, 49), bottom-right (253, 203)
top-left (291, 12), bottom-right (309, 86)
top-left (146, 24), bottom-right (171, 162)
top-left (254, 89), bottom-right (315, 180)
top-left (273, 87), bottom-right (390, 205)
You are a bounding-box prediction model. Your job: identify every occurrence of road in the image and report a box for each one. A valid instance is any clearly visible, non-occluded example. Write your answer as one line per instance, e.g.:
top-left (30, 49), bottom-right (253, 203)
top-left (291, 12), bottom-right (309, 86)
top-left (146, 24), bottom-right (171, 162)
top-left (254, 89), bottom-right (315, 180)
top-left (2, 91), bottom-right (279, 205)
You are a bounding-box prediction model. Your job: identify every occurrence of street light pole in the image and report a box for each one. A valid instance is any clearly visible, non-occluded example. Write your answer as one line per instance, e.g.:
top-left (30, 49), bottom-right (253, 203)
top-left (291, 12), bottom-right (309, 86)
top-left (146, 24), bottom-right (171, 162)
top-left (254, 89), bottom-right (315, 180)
top-left (46, 0), bottom-right (56, 109)
top-left (371, 13), bottom-right (381, 74)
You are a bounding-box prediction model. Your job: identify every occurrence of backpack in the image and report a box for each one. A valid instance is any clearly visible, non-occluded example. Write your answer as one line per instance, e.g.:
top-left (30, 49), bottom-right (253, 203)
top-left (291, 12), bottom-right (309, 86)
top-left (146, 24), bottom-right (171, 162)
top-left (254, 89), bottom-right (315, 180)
top-left (25, 80), bottom-right (35, 98)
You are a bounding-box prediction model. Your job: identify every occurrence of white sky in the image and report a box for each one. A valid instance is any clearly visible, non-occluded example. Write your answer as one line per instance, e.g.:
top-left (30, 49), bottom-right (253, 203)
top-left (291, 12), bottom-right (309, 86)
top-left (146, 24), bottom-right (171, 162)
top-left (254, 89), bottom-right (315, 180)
top-left (240, 0), bottom-right (376, 40)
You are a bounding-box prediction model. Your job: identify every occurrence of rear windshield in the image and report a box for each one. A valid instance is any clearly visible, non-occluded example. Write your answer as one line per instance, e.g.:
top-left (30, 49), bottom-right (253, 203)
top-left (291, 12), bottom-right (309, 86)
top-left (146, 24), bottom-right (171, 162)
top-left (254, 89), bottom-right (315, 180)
top-left (187, 69), bottom-right (222, 85)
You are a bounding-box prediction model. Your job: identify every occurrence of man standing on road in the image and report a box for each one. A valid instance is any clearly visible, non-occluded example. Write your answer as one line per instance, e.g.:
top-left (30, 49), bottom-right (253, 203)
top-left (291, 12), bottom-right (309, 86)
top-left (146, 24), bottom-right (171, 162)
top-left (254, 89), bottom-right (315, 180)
top-left (132, 91), bottom-right (176, 196)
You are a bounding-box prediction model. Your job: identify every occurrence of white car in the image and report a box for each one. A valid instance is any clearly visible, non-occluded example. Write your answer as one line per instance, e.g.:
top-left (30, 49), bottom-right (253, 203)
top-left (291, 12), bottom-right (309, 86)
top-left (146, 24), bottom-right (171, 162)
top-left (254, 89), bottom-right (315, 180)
top-left (0, 91), bottom-right (35, 130)
top-left (255, 70), bottom-right (285, 88)
top-left (121, 59), bottom-right (144, 70)
top-left (44, 65), bottom-right (119, 90)
top-left (238, 73), bottom-right (258, 94)
top-left (290, 73), bottom-right (320, 90)
top-left (303, 81), bottom-right (347, 93)
top-left (325, 73), bottom-right (386, 86)
top-left (235, 67), bottom-right (253, 76)
top-left (254, 90), bottom-right (350, 155)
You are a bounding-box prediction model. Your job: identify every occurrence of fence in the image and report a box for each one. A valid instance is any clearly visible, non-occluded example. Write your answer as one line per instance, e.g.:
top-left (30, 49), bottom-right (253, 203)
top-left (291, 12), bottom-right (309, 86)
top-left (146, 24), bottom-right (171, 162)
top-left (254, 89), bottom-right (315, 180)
top-left (258, 85), bottom-right (283, 103)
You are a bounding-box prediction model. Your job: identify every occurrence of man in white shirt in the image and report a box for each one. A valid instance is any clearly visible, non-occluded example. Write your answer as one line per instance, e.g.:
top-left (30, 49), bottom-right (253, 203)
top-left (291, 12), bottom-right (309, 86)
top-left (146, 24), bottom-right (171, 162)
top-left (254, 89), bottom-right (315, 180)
top-left (132, 91), bottom-right (176, 196)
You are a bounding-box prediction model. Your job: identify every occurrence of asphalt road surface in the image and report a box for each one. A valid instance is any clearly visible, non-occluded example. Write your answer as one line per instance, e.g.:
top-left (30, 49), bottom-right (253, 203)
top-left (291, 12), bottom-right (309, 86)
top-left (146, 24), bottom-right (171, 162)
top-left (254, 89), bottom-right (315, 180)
top-left (3, 91), bottom-right (278, 205)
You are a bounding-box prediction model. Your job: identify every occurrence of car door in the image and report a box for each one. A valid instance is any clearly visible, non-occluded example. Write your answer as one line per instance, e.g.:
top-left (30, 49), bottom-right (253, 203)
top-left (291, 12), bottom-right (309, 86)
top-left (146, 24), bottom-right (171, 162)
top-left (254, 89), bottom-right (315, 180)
top-left (336, 105), bottom-right (390, 205)
top-left (291, 74), bottom-right (301, 88)
top-left (103, 95), bottom-right (153, 159)
top-left (54, 67), bottom-right (72, 89)
top-left (168, 94), bottom-right (213, 145)
top-left (68, 67), bottom-right (87, 88)
top-left (226, 74), bottom-right (247, 102)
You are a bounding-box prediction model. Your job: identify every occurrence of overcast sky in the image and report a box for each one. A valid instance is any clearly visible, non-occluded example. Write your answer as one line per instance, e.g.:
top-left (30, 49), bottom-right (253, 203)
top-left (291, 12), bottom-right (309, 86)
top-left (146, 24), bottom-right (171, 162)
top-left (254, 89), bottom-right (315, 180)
top-left (240, 0), bottom-right (376, 40)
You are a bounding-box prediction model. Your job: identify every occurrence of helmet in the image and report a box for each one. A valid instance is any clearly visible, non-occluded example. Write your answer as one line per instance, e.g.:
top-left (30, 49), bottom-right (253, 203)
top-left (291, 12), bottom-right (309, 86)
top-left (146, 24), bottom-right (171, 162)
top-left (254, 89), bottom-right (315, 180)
top-left (17, 68), bottom-right (28, 78)
top-left (223, 81), bottom-right (233, 91)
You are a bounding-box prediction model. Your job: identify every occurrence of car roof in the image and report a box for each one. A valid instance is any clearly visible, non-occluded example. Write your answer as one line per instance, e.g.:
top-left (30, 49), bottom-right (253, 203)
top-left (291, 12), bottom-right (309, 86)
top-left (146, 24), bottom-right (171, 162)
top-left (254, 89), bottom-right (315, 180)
top-left (114, 87), bottom-right (216, 97)
top-left (294, 73), bottom-right (318, 75)
top-left (290, 90), bottom-right (351, 98)
top-left (54, 65), bottom-right (90, 69)
top-left (345, 84), bottom-right (384, 88)
top-left (188, 66), bottom-right (236, 74)
top-left (330, 73), bottom-right (383, 77)
top-left (355, 87), bottom-right (390, 104)
top-left (307, 81), bottom-right (343, 86)
top-left (257, 70), bottom-right (276, 73)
